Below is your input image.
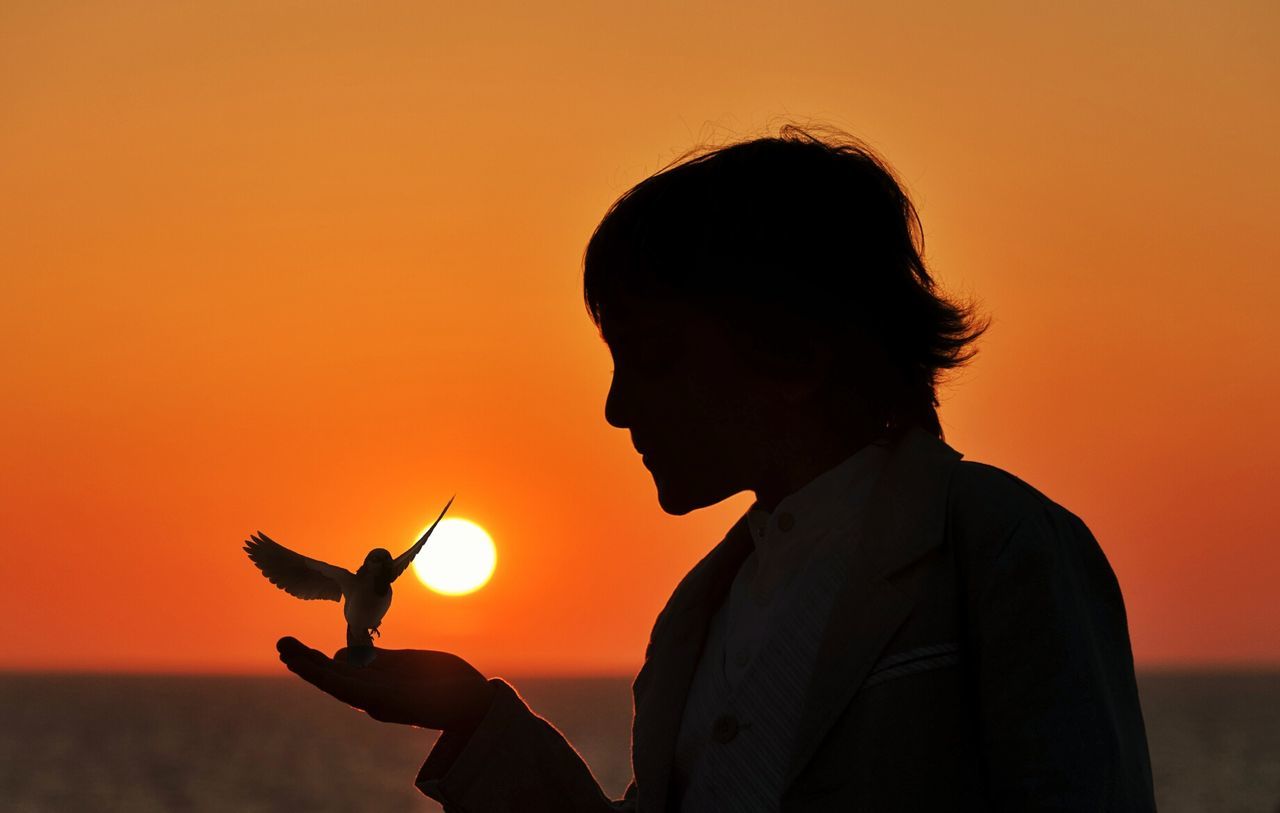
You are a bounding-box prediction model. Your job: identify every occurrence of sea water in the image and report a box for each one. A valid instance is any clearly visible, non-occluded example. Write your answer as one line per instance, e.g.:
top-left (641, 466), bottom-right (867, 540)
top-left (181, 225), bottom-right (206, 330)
top-left (2, 672), bottom-right (1277, 811)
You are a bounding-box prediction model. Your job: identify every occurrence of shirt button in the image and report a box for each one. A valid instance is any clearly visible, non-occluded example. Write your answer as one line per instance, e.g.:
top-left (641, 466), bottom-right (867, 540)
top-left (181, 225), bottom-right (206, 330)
top-left (711, 714), bottom-right (739, 744)
top-left (777, 512), bottom-right (795, 532)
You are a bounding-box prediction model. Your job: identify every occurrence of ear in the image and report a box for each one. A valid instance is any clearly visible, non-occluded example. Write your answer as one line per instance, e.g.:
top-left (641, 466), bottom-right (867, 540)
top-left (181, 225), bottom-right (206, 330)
top-left (745, 329), bottom-right (836, 405)
top-left (777, 337), bottom-right (836, 404)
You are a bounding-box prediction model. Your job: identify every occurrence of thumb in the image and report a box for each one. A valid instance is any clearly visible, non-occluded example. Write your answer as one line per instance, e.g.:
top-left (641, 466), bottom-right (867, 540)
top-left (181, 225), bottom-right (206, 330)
top-left (278, 637), bottom-right (334, 667)
top-left (278, 636), bottom-right (314, 657)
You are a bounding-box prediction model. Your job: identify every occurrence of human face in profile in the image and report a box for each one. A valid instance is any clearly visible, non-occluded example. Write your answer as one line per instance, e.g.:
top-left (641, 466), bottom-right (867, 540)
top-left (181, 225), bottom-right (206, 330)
top-left (602, 297), bottom-right (782, 516)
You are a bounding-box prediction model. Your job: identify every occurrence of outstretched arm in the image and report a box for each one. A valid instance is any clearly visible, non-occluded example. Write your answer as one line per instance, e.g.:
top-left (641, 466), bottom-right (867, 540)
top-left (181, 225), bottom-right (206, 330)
top-left (277, 638), bottom-right (637, 812)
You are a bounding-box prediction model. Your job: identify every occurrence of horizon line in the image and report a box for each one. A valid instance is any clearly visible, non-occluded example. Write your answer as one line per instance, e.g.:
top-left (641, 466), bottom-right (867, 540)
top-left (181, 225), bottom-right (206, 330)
top-left (4, 661), bottom-right (1280, 679)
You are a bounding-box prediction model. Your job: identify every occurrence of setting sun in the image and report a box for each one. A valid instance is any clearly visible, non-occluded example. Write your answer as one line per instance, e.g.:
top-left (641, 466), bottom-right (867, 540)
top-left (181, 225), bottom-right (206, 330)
top-left (412, 518), bottom-right (497, 596)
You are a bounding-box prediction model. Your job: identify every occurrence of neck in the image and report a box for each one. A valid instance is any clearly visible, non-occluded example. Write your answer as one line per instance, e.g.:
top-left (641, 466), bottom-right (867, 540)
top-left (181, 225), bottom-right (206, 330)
top-left (751, 416), bottom-right (886, 513)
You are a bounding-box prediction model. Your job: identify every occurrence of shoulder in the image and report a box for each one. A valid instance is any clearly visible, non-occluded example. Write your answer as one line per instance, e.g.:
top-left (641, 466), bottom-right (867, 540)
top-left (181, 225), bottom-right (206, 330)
top-left (950, 459), bottom-right (1058, 516)
top-left (947, 459), bottom-right (1095, 562)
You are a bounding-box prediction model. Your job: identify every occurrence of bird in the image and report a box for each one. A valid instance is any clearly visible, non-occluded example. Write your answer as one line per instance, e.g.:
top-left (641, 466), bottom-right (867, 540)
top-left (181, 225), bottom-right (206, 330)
top-left (244, 495), bottom-right (455, 664)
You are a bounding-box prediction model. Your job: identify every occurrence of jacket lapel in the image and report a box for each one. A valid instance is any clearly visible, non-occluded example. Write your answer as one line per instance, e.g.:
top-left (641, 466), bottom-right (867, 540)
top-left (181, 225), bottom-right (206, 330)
top-left (632, 515), bottom-right (753, 812)
top-left (632, 426), bottom-right (964, 808)
top-left (783, 425), bottom-right (964, 788)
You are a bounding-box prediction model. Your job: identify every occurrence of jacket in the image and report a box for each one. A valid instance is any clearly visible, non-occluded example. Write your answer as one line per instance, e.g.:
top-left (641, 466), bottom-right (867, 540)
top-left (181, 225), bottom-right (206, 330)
top-left (415, 425), bottom-right (1157, 811)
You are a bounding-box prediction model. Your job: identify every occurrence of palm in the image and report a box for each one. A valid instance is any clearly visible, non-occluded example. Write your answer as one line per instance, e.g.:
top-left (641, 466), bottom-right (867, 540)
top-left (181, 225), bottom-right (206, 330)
top-left (277, 637), bottom-right (494, 731)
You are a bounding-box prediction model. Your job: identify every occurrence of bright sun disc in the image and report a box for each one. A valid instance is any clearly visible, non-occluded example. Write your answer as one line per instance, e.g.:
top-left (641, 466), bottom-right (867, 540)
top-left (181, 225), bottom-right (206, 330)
top-left (412, 518), bottom-right (496, 596)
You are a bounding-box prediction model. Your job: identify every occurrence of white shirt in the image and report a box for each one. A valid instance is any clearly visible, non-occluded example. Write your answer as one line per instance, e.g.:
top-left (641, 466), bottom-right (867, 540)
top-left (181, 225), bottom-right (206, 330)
top-left (671, 439), bottom-right (891, 806)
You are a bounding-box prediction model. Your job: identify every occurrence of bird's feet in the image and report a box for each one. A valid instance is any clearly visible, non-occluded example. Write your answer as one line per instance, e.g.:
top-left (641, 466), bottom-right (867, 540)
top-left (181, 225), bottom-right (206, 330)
top-left (370, 627), bottom-right (381, 639)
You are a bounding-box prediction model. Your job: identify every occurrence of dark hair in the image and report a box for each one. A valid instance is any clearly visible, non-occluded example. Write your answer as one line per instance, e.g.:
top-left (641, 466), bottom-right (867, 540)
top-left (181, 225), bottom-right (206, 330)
top-left (582, 124), bottom-right (989, 440)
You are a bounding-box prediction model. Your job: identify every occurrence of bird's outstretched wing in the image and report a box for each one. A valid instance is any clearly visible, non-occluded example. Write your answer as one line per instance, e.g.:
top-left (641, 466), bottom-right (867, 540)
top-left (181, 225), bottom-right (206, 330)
top-left (390, 494), bottom-right (456, 582)
top-left (244, 532), bottom-right (353, 601)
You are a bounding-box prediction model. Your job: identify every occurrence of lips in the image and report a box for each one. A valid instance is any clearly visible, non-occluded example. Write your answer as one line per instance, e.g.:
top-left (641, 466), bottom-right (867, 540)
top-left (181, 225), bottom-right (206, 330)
top-left (633, 438), bottom-right (657, 466)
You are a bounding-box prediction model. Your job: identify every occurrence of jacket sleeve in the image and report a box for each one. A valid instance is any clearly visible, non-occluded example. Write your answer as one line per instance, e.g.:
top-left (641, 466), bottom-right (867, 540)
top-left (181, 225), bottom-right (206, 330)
top-left (414, 678), bottom-right (638, 813)
top-left (960, 496), bottom-right (1156, 811)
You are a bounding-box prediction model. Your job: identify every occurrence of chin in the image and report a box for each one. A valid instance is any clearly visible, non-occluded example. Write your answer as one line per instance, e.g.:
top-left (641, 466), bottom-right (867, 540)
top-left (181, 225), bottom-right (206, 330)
top-left (653, 477), bottom-right (726, 516)
top-left (657, 493), bottom-right (699, 516)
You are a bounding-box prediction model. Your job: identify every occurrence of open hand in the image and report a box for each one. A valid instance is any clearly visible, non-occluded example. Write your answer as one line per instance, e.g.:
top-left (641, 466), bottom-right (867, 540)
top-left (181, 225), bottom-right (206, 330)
top-left (277, 637), bottom-right (496, 732)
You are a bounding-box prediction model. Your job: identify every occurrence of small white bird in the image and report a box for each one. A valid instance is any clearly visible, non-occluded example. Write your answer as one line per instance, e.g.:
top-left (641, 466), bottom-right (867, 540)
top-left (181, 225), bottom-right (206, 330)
top-left (244, 496), bottom-right (455, 662)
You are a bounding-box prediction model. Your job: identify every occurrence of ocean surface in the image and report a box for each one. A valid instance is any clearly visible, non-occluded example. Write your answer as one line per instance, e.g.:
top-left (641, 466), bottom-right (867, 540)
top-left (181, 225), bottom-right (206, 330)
top-left (2, 671), bottom-right (1277, 811)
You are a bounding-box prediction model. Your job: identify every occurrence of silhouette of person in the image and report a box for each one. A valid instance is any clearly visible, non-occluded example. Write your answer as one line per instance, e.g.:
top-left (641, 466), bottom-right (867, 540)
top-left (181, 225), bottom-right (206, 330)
top-left (278, 125), bottom-right (1157, 811)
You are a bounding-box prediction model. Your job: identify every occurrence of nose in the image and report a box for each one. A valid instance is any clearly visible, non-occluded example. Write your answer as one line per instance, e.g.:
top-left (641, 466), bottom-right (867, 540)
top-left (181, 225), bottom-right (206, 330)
top-left (604, 370), bottom-right (629, 429)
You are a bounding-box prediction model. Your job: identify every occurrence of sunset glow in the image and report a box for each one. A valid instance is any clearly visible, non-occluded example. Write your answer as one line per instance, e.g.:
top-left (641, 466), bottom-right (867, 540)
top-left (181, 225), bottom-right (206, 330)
top-left (0, 1), bottom-right (1275, 675)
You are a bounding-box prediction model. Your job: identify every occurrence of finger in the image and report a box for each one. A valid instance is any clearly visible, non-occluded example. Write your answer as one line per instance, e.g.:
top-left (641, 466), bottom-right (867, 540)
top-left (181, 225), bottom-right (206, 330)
top-left (279, 638), bottom-right (363, 680)
top-left (277, 636), bottom-right (325, 661)
top-left (334, 646), bottom-right (408, 665)
top-left (344, 646), bottom-right (439, 657)
top-left (334, 647), bottom-right (454, 669)
top-left (284, 654), bottom-right (404, 724)
top-left (282, 649), bottom-right (375, 707)
top-left (279, 638), bottom-right (348, 669)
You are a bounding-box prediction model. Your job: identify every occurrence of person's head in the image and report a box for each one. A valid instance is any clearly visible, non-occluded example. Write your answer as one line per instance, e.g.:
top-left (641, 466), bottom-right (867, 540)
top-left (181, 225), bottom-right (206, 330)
top-left (583, 124), bottom-right (987, 515)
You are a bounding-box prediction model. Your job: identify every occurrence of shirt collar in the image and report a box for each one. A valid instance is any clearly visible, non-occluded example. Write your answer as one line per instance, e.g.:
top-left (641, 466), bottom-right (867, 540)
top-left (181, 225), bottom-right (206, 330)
top-left (745, 439), bottom-right (890, 560)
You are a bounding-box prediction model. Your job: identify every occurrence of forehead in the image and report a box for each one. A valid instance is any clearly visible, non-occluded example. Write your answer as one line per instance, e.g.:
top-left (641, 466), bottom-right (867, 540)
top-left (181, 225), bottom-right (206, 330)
top-left (600, 298), bottom-right (756, 371)
top-left (600, 297), bottom-right (701, 347)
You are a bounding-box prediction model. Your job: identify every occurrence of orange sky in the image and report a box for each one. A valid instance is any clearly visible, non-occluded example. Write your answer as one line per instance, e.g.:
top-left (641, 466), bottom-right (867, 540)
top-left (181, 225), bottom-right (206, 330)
top-left (1, 1), bottom-right (1276, 674)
